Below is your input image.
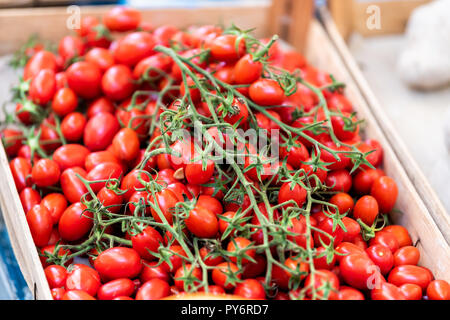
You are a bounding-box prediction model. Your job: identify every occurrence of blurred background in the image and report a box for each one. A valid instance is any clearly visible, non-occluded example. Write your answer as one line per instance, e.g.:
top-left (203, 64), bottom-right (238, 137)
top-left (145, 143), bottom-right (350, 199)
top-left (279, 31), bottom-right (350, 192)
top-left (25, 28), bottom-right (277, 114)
top-left (0, 0), bottom-right (448, 299)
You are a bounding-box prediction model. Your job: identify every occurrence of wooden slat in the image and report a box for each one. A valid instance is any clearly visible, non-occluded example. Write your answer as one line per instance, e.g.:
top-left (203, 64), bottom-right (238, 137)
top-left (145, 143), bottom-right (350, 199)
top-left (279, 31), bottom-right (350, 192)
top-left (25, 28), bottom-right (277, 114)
top-left (305, 11), bottom-right (450, 281)
top-left (0, 4), bottom-right (271, 55)
top-left (287, 0), bottom-right (314, 53)
top-left (328, 0), bottom-right (432, 38)
top-left (0, 146), bottom-right (52, 299)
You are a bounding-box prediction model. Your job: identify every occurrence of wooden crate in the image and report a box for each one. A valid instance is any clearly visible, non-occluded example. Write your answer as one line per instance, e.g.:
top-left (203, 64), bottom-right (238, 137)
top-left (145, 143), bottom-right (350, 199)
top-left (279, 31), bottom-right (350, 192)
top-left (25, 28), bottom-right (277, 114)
top-left (0, 2), bottom-right (448, 300)
top-left (328, 0), bottom-right (432, 40)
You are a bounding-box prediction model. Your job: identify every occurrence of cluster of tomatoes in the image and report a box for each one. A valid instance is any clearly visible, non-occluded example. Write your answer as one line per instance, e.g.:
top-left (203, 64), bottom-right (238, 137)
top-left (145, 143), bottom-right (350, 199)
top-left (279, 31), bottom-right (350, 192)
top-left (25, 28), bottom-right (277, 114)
top-left (2, 6), bottom-right (449, 301)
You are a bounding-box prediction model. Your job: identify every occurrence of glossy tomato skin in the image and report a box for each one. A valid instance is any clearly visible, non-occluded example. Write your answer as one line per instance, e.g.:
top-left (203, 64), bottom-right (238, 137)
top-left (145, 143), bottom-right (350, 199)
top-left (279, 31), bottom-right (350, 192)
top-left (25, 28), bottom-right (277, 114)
top-left (51, 287), bottom-right (66, 300)
top-left (97, 187), bottom-right (123, 213)
top-left (112, 128), bottom-right (140, 162)
top-left (140, 261), bottom-right (170, 283)
top-left (102, 65), bottom-right (135, 101)
top-left (234, 279), bottom-right (266, 299)
top-left (150, 189), bottom-right (179, 224)
top-left (370, 176), bottom-right (398, 213)
top-left (353, 195), bottom-right (379, 226)
top-left (314, 217), bottom-right (344, 248)
top-left (58, 202), bottom-right (93, 241)
top-left (369, 231), bottom-right (400, 253)
top-left (366, 244), bottom-right (394, 275)
top-left (304, 269), bottom-right (340, 300)
top-left (103, 7), bottom-right (141, 32)
top-left (185, 206), bottom-right (219, 238)
top-left (26, 204), bottom-right (53, 247)
top-left (24, 50), bottom-right (58, 80)
top-left (353, 168), bottom-right (385, 195)
top-left (65, 264), bottom-right (101, 297)
top-left (41, 193), bottom-right (68, 224)
top-left (131, 225), bottom-right (163, 260)
top-left (84, 112), bottom-right (120, 151)
top-left (325, 169), bottom-right (352, 193)
top-left (66, 61), bottom-right (102, 99)
top-left (278, 181), bottom-right (307, 208)
top-left (209, 34), bottom-right (245, 62)
top-left (135, 279), bottom-right (170, 300)
top-left (383, 225), bottom-right (412, 248)
top-left (185, 159), bottom-right (214, 185)
top-left (58, 35), bottom-right (85, 63)
top-left (29, 69), bottom-right (56, 105)
top-left (60, 167), bottom-right (88, 203)
top-left (337, 286), bottom-right (365, 300)
top-left (19, 187), bottom-right (41, 214)
top-left (62, 290), bottom-right (96, 300)
top-left (52, 87), bottom-right (78, 117)
top-left (97, 278), bottom-right (136, 300)
top-left (87, 97), bottom-right (115, 118)
top-left (426, 280), bottom-right (450, 300)
top-left (249, 79), bottom-right (285, 106)
top-left (31, 158), bottom-right (61, 187)
top-left (87, 162), bottom-right (123, 193)
top-left (114, 32), bottom-right (156, 67)
top-left (371, 282), bottom-right (406, 300)
top-left (10, 157), bottom-right (32, 192)
top-left (399, 283), bottom-right (423, 300)
top-left (120, 169), bottom-right (151, 200)
top-left (234, 54), bottom-right (263, 84)
top-left (174, 264), bottom-right (202, 291)
top-left (393, 246), bottom-right (420, 266)
top-left (339, 253), bottom-right (378, 290)
top-left (388, 265), bottom-right (433, 291)
top-left (212, 262), bottom-right (241, 290)
top-left (53, 144), bottom-right (90, 171)
top-left (94, 247), bottom-right (142, 281)
top-left (61, 112), bottom-right (86, 142)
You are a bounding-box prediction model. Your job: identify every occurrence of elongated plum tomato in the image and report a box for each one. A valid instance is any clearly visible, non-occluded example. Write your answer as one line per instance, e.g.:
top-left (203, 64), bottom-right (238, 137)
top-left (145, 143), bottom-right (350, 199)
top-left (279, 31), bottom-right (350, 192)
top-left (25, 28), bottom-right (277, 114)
top-left (339, 253), bottom-right (378, 290)
top-left (278, 181), bottom-right (307, 208)
top-left (234, 54), bottom-right (263, 84)
top-left (10, 157), bottom-right (31, 192)
top-left (29, 69), bottom-right (56, 105)
top-left (427, 280), bottom-right (450, 300)
top-left (249, 78), bottom-right (285, 106)
top-left (26, 204), bottom-right (53, 247)
top-left (94, 247), bottom-right (142, 281)
top-left (103, 6), bottom-right (141, 32)
top-left (150, 189), bottom-right (179, 224)
top-left (58, 202), bottom-right (93, 241)
top-left (31, 158), bottom-right (61, 187)
top-left (131, 225), bottom-right (163, 260)
top-left (112, 128), bottom-right (140, 162)
top-left (24, 50), bottom-right (57, 80)
top-left (62, 290), bottom-right (96, 300)
top-left (101, 64), bottom-right (135, 101)
top-left (353, 195), bottom-right (379, 226)
top-left (209, 34), bottom-right (245, 62)
top-left (53, 144), bottom-right (90, 171)
top-left (44, 265), bottom-right (67, 289)
top-left (371, 282), bottom-right (406, 300)
top-left (97, 278), bottom-right (136, 300)
top-left (61, 112), bottom-right (86, 142)
top-left (65, 264), bottom-right (101, 297)
top-left (66, 61), bottom-right (102, 99)
top-left (135, 279), bottom-right (170, 300)
top-left (370, 176), bottom-right (398, 213)
top-left (41, 193), bottom-right (68, 224)
top-left (51, 87), bottom-right (78, 117)
top-left (185, 206), bottom-right (218, 238)
top-left (113, 32), bottom-right (156, 67)
top-left (83, 112), bottom-right (120, 151)
top-left (60, 167), bottom-right (88, 203)
top-left (20, 187), bottom-right (41, 214)
top-left (387, 265), bottom-right (433, 291)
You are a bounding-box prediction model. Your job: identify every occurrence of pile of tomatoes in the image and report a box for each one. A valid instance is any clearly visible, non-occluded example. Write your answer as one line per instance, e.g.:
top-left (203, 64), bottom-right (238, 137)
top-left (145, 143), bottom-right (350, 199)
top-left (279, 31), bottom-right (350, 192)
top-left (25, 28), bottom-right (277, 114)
top-left (1, 6), bottom-right (449, 301)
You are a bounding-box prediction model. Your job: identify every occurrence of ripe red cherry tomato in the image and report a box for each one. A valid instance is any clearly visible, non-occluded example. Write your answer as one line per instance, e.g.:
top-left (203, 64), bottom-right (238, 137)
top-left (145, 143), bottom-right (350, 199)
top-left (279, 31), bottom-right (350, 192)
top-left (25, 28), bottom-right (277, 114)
top-left (212, 262), bottom-right (241, 290)
top-left (185, 206), bottom-right (219, 238)
top-left (102, 65), bottom-right (135, 101)
top-left (366, 244), bottom-right (394, 275)
top-left (32, 158), bottom-right (61, 187)
top-left (10, 157), bottom-right (32, 192)
top-left (85, 48), bottom-right (114, 72)
top-left (249, 78), bottom-right (285, 106)
top-left (65, 264), bottom-right (101, 297)
top-left (26, 204), bottom-right (53, 247)
top-left (329, 192), bottom-right (354, 215)
top-left (97, 278), bottom-right (136, 300)
top-left (369, 231), bottom-right (400, 253)
top-left (58, 35), bottom-right (85, 63)
top-left (19, 187), bottom-right (41, 214)
top-left (131, 225), bottom-right (163, 260)
top-left (227, 237), bottom-right (256, 265)
top-left (304, 269), bottom-right (340, 300)
top-left (66, 61), bottom-right (102, 99)
top-left (150, 189), bottom-right (179, 224)
top-left (94, 247), bottom-right (142, 280)
top-left (29, 69), bottom-right (56, 105)
top-left (371, 282), bottom-right (406, 300)
top-left (399, 283), bottom-right (423, 300)
top-left (234, 279), bottom-right (266, 299)
top-left (370, 176), bottom-right (398, 213)
top-left (174, 264), bottom-right (203, 291)
top-left (353, 168), bottom-right (385, 195)
top-left (325, 169), bottom-right (352, 193)
top-left (383, 225), bottom-right (412, 248)
top-left (60, 167), bottom-right (88, 203)
top-left (353, 195), bottom-right (379, 226)
top-left (278, 181), bottom-right (307, 208)
top-left (388, 265), bottom-right (433, 291)
top-left (339, 253), bottom-right (378, 290)
top-left (44, 265), bottom-right (67, 289)
top-left (426, 280), bottom-right (450, 300)
top-left (53, 144), bottom-right (90, 171)
top-left (135, 279), bottom-right (170, 300)
top-left (24, 50), bottom-right (58, 80)
top-left (41, 193), bottom-right (68, 224)
top-left (113, 32), bottom-right (156, 66)
top-left (103, 7), bottom-right (141, 32)
top-left (112, 128), bottom-right (140, 162)
top-left (210, 34), bottom-right (245, 62)
top-left (61, 112), bottom-right (86, 142)
top-left (338, 286), bottom-right (365, 300)
top-left (58, 202), bottom-right (93, 241)
top-left (83, 112), bottom-right (120, 151)
top-left (62, 290), bottom-right (96, 300)
top-left (393, 246), bottom-right (420, 266)
top-left (234, 54), bottom-right (263, 84)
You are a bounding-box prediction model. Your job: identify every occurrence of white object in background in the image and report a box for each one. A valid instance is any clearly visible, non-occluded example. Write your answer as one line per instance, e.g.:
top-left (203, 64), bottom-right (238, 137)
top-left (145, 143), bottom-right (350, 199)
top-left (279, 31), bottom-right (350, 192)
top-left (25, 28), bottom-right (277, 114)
top-left (397, 0), bottom-right (450, 90)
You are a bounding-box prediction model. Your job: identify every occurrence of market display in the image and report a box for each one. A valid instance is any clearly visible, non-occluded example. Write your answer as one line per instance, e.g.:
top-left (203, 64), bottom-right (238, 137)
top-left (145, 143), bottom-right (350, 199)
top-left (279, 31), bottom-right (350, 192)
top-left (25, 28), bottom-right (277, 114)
top-left (1, 6), bottom-right (449, 300)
